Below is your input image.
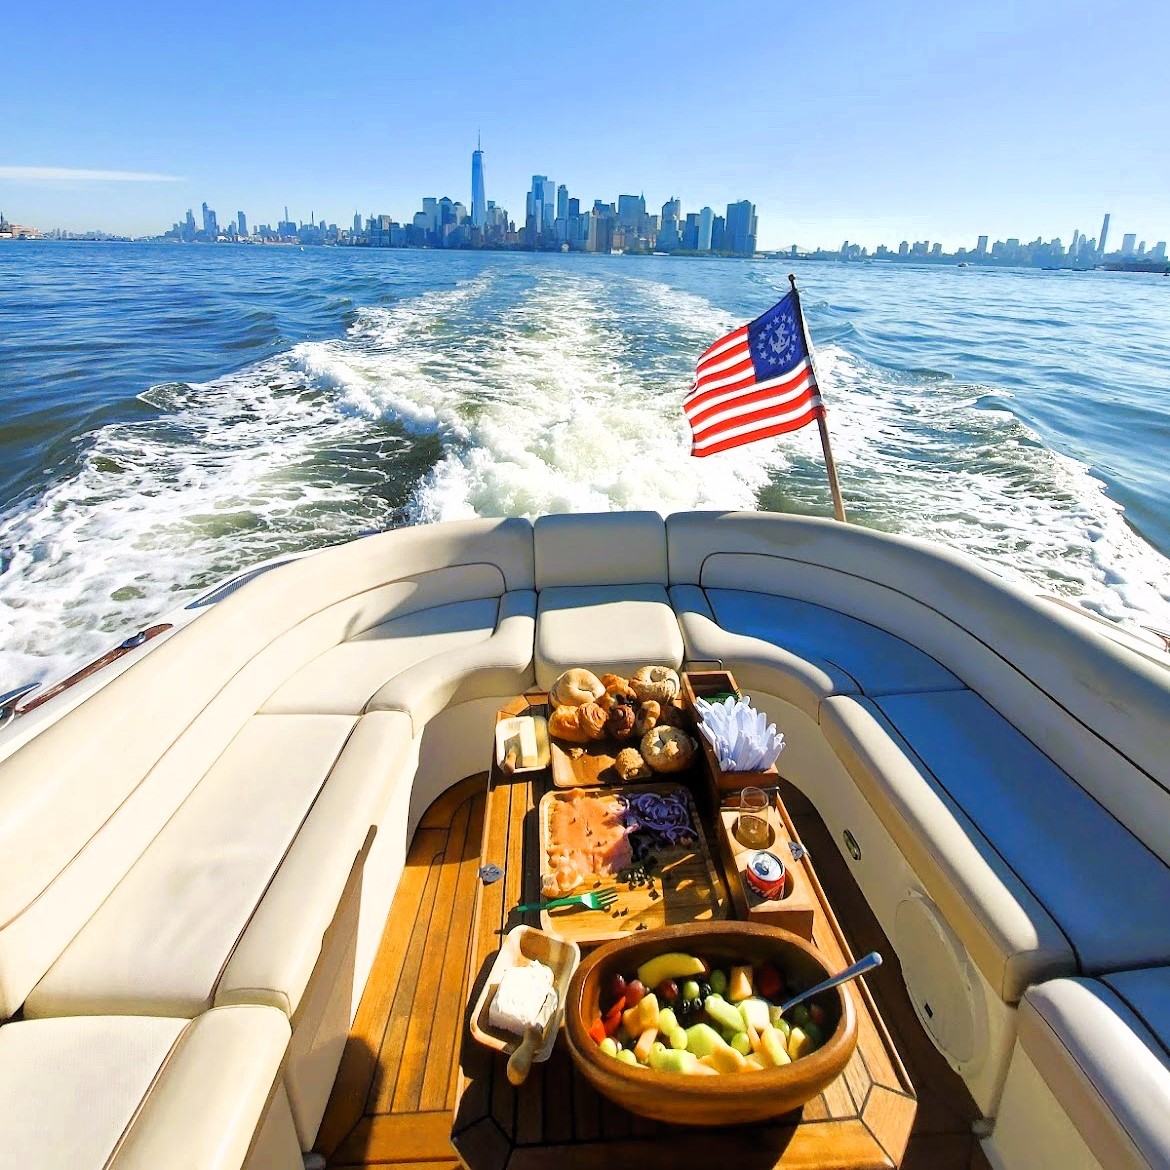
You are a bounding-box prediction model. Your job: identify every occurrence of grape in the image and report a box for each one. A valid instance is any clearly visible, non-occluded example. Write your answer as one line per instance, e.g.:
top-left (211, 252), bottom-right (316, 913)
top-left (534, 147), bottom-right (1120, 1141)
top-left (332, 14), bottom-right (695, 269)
top-left (625, 979), bottom-right (647, 1007)
top-left (681, 979), bottom-right (701, 1002)
top-left (657, 978), bottom-right (679, 1002)
top-left (607, 973), bottom-right (627, 1004)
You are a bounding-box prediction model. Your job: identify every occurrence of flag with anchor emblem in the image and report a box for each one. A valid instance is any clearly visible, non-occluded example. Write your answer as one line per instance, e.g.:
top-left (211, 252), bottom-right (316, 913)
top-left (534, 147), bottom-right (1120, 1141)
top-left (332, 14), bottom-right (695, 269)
top-left (685, 289), bottom-right (823, 456)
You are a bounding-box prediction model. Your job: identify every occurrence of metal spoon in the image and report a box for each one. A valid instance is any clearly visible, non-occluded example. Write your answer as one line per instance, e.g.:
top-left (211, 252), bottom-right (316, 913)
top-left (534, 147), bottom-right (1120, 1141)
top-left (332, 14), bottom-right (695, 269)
top-left (777, 951), bottom-right (883, 1017)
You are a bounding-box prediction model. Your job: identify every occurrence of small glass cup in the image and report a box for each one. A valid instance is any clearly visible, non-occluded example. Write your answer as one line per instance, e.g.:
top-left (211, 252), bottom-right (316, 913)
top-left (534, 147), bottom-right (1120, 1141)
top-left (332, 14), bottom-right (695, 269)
top-left (736, 786), bottom-right (771, 849)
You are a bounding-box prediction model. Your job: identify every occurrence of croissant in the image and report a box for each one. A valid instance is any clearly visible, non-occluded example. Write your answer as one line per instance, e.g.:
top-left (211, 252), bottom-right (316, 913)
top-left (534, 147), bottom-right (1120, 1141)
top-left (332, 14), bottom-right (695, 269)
top-left (634, 700), bottom-right (662, 738)
top-left (578, 701), bottom-right (609, 740)
top-left (598, 678), bottom-right (638, 711)
top-left (606, 703), bottom-right (637, 742)
top-left (548, 704), bottom-right (592, 744)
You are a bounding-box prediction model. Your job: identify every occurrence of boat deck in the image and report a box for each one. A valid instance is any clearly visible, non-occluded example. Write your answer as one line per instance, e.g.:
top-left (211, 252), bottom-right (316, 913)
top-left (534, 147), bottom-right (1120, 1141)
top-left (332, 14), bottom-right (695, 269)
top-left (315, 773), bottom-right (988, 1169)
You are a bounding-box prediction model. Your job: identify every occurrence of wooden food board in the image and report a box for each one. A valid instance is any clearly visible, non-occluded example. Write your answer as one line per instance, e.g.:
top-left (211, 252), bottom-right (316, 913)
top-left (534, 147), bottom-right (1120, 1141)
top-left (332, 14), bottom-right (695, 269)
top-left (549, 737), bottom-right (621, 788)
top-left (538, 782), bottom-right (728, 945)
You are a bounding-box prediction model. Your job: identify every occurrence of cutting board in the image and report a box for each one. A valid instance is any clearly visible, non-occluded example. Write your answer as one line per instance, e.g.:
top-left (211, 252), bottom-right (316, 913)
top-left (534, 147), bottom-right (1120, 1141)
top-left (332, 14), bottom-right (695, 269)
top-left (537, 783), bottom-right (728, 946)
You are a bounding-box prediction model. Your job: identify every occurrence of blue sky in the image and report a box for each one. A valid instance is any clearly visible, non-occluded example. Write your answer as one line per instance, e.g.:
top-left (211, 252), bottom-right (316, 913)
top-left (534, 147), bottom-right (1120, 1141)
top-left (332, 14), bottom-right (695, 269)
top-left (3, 0), bottom-right (1168, 250)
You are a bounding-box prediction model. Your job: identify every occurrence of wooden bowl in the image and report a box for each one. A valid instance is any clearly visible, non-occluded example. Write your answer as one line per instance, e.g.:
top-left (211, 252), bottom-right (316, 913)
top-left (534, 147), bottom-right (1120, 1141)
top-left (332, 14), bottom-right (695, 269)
top-left (563, 921), bottom-right (858, 1126)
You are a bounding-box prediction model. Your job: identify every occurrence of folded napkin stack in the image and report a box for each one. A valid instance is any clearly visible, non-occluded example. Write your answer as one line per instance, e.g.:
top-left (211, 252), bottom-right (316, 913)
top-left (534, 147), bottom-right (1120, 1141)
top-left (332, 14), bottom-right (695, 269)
top-left (694, 695), bottom-right (786, 772)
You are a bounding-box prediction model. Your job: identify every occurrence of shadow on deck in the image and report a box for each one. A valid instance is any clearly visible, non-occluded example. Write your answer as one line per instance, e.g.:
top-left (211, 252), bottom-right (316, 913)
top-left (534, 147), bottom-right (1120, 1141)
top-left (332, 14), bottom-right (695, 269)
top-left (315, 773), bottom-right (987, 1169)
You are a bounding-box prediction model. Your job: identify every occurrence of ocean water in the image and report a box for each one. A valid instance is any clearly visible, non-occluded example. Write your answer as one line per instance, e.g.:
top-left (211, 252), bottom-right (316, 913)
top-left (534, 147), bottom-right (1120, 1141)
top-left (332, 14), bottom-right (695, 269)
top-left (1, 242), bottom-right (1169, 688)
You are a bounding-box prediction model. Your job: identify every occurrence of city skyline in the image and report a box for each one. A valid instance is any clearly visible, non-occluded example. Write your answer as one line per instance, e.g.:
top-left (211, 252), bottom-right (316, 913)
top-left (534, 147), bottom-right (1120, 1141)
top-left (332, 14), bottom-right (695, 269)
top-left (2, 1), bottom-right (1167, 251)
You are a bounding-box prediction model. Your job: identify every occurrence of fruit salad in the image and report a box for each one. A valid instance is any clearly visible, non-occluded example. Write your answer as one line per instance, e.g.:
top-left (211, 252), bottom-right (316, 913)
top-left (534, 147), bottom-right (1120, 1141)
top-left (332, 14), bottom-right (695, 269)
top-left (585, 951), bottom-right (830, 1075)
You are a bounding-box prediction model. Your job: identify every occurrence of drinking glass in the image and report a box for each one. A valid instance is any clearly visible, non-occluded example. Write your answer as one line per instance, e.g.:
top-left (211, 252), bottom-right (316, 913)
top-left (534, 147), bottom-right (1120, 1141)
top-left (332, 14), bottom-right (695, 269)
top-left (736, 786), bottom-right (771, 849)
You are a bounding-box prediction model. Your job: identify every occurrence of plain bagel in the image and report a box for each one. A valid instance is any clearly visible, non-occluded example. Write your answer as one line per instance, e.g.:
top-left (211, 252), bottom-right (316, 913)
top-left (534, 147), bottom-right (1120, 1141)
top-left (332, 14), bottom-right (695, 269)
top-left (550, 667), bottom-right (605, 708)
top-left (630, 665), bottom-right (681, 705)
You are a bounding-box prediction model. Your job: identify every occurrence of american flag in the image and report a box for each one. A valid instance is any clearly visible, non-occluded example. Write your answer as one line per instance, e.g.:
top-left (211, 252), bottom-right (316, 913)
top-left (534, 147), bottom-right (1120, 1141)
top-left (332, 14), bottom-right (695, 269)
top-left (685, 289), bottom-right (823, 457)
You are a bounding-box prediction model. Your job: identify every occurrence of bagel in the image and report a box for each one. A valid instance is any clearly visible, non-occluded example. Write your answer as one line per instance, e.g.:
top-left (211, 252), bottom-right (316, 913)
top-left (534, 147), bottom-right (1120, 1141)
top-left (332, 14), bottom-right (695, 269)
top-left (550, 667), bottom-right (604, 708)
top-left (640, 726), bottom-right (697, 773)
top-left (630, 665), bottom-right (681, 706)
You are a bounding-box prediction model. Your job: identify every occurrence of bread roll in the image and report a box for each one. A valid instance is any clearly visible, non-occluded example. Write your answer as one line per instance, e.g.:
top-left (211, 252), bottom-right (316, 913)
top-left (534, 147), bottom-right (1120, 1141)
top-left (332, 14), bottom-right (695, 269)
top-left (550, 668), bottom-right (604, 708)
top-left (605, 704), bottom-right (637, 742)
top-left (614, 748), bottom-right (652, 782)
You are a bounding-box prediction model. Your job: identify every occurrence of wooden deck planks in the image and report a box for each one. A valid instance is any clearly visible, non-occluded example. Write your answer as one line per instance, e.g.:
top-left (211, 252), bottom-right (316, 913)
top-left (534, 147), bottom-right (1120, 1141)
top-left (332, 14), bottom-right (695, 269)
top-left (320, 758), bottom-right (982, 1170)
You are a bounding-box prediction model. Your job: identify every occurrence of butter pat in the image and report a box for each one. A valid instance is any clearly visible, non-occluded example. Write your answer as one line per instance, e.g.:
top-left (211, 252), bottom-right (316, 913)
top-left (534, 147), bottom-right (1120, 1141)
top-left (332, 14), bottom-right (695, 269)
top-left (517, 718), bottom-right (539, 768)
top-left (489, 960), bottom-right (555, 1035)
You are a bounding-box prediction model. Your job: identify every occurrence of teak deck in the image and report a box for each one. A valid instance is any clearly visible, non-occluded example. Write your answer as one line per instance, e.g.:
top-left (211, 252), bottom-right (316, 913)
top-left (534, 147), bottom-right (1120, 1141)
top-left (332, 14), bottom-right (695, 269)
top-left (317, 700), bottom-right (988, 1169)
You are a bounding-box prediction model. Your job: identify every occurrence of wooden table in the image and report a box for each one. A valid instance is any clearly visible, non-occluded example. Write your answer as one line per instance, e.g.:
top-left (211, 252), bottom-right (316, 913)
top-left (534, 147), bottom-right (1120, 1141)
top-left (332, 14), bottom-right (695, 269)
top-left (452, 697), bottom-right (918, 1170)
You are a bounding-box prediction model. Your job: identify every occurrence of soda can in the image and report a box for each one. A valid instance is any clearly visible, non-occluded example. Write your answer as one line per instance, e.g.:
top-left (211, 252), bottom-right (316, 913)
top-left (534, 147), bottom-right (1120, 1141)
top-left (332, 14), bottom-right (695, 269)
top-left (744, 850), bottom-right (787, 900)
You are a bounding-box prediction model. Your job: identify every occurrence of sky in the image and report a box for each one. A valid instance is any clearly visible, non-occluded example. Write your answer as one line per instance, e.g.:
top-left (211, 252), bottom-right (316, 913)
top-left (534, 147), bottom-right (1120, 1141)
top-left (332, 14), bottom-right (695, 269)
top-left (2, 0), bottom-right (1168, 251)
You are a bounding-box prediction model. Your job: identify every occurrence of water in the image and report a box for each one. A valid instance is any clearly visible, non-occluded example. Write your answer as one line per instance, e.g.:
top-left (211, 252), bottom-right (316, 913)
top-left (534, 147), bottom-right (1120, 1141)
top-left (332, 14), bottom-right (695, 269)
top-left (2, 242), bottom-right (1169, 687)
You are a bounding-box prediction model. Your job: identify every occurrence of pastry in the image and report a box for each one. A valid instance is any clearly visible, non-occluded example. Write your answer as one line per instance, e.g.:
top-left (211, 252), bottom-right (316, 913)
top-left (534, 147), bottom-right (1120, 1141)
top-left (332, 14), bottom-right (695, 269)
top-left (641, 726), bottom-right (698, 773)
top-left (614, 747), bottom-right (652, 782)
top-left (634, 700), bottom-right (662, 738)
top-left (549, 668), bottom-right (604, 708)
top-left (577, 700), bottom-right (608, 740)
top-left (598, 676), bottom-right (637, 711)
top-left (605, 703), bottom-right (637, 742)
top-left (548, 704), bottom-right (591, 744)
top-left (656, 703), bottom-right (688, 729)
top-left (630, 665), bottom-right (681, 705)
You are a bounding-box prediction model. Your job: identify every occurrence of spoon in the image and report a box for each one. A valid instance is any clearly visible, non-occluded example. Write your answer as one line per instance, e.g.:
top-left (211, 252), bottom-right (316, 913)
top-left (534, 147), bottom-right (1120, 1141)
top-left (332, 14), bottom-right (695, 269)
top-left (776, 951), bottom-right (883, 1017)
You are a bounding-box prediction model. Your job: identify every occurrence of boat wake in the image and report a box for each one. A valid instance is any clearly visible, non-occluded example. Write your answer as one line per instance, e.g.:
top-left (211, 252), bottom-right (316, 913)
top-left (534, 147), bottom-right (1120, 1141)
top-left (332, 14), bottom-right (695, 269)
top-left (1, 261), bottom-right (1168, 689)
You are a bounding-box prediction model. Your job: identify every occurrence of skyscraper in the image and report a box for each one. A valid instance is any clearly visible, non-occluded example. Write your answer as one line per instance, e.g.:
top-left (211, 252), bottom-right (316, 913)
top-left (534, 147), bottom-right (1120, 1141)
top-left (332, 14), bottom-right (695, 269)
top-left (698, 206), bottom-right (713, 252)
top-left (724, 200), bottom-right (757, 255)
top-left (1121, 233), bottom-right (1136, 257)
top-left (618, 194), bottom-right (645, 230)
top-left (237, 211), bottom-right (247, 237)
top-left (1098, 213), bottom-right (1111, 258)
top-left (470, 135), bottom-right (486, 230)
top-left (353, 211), bottom-right (362, 236)
top-left (556, 184), bottom-right (568, 221)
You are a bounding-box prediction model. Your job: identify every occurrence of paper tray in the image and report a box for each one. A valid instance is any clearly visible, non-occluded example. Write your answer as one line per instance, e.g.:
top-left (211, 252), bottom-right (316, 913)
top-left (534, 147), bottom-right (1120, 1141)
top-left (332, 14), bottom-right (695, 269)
top-left (469, 926), bottom-right (580, 1062)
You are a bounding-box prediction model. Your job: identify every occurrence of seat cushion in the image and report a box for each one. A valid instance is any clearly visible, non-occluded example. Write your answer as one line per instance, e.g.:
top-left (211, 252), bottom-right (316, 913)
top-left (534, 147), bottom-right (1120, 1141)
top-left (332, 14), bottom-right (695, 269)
top-left (821, 694), bottom-right (1071, 1000)
top-left (26, 714), bottom-right (358, 1019)
top-left (534, 511), bottom-right (668, 589)
top-left (368, 590), bottom-right (537, 729)
top-left (824, 690), bottom-right (1170, 999)
top-left (670, 584), bottom-right (857, 719)
top-left (1020, 976), bottom-right (1170, 1170)
top-left (262, 597), bottom-right (501, 716)
top-left (705, 588), bottom-right (962, 696)
top-left (0, 1006), bottom-right (289, 1170)
top-left (535, 584), bottom-right (684, 689)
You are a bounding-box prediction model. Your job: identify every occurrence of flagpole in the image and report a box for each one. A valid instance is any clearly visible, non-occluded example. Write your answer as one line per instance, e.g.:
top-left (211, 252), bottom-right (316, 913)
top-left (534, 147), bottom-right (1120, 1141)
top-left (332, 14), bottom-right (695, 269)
top-left (789, 273), bottom-right (847, 523)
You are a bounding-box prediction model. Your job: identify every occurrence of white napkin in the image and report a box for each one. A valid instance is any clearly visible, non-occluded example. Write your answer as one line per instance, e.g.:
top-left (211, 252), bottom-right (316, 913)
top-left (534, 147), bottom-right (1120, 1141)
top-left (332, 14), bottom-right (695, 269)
top-left (695, 696), bottom-right (785, 771)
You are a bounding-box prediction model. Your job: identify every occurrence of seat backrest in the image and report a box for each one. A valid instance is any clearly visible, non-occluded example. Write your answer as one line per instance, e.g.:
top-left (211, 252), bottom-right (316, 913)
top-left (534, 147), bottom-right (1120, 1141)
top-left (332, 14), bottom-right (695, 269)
top-left (534, 511), bottom-right (667, 590)
top-left (666, 510), bottom-right (1170, 865)
top-left (0, 517), bottom-right (534, 1018)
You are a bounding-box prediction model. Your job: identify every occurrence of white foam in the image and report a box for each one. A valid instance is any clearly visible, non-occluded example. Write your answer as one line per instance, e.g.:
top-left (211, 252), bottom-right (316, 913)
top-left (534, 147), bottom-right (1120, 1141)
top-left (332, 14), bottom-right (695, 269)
top-left (3, 262), bottom-right (1169, 693)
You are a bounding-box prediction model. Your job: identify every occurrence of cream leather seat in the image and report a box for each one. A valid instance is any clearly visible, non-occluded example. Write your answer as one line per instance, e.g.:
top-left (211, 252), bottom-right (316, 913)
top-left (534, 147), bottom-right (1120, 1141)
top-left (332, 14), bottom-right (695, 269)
top-left (24, 711), bottom-right (411, 1020)
top-left (0, 1006), bottom-right (296, 1170)
top-left (990, 973), bottom-right (1170, 1170)
top-left (822, 690), bottom-right (1170, 1000)
top-left (533, 512), bottom-right (683, 688)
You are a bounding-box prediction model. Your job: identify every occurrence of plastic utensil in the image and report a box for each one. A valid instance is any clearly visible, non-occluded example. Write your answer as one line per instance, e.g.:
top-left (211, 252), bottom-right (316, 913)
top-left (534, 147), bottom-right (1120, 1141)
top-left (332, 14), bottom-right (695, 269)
top-left (514, 889), bottom-right (619, 913)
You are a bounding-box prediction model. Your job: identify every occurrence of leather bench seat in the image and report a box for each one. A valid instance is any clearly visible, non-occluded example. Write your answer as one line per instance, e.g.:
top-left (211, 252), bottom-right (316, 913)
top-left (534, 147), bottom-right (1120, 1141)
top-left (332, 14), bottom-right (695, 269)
top-left (704, 588), bottom-right (963, 697)
top-left (822, 690), bottom-right (1170, 1001)
top-left (25, 710), bottom-right (413, 1021)
top-left (998, 973), bottom-right (1170, 1169)
top-left (535, 584), bottom-right (684, 688)
top-left (0, 1006), bottom-right (293, 1170)
top-left (262, 592), bottom-right (536, 727)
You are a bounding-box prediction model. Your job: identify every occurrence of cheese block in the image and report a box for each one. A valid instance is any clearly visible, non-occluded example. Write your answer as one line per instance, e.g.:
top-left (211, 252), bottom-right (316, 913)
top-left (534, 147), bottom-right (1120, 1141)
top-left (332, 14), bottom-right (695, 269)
top-left (489, 960), bottom-right (555, 1035)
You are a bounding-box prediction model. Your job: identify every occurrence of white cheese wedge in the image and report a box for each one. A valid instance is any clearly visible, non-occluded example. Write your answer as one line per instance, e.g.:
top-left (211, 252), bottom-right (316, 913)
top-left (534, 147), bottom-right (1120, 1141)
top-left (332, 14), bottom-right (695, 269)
top-left (517, 718), bottom-right (539, 768)
top-left (489, 960), bottom-right (555, 1035)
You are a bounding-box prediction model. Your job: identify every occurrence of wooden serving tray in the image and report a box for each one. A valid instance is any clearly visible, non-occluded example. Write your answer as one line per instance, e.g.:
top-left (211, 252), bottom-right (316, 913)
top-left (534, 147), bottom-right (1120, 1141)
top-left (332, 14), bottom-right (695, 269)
top-left (549, 737), bottom-right (621, 788)
top-left (537, 783), bottom-right (728, 946)
top-left (712, 792), bottom-right (818, 941)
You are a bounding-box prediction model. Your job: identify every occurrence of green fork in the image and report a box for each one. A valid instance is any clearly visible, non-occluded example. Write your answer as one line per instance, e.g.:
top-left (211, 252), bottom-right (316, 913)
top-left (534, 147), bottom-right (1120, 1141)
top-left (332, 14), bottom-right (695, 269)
top-left (515, 888), bottom-right (620, 913)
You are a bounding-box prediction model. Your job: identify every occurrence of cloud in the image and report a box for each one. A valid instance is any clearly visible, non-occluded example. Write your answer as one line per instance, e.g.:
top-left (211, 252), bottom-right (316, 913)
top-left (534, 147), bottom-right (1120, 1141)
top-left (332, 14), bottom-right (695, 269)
top-left (0, 167), bottom-right (185, 183)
